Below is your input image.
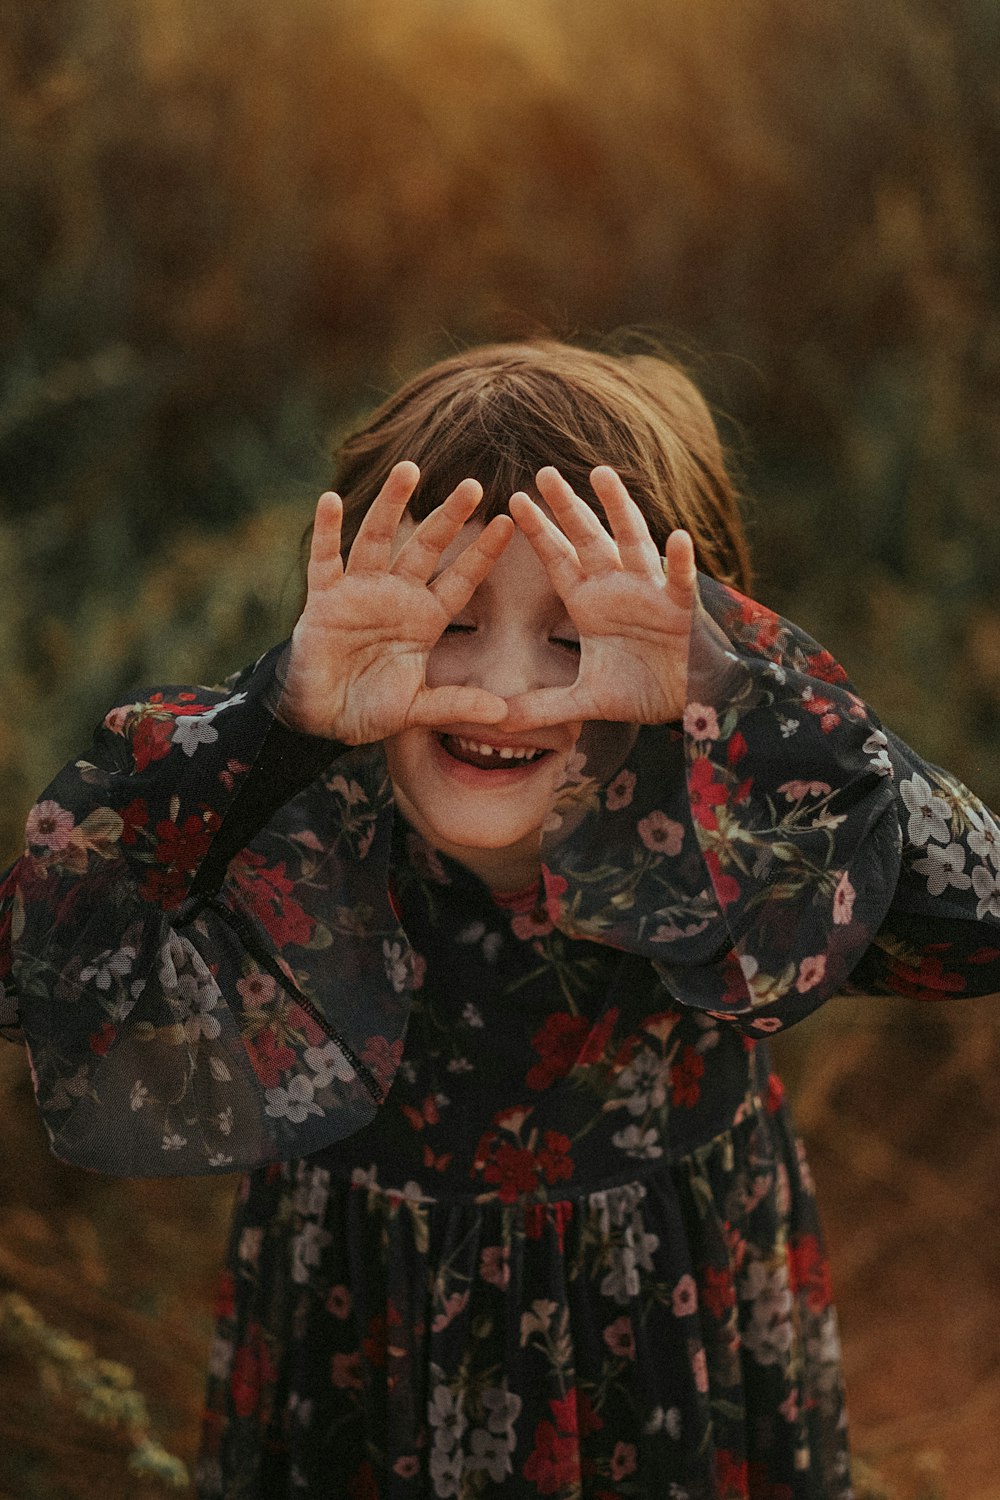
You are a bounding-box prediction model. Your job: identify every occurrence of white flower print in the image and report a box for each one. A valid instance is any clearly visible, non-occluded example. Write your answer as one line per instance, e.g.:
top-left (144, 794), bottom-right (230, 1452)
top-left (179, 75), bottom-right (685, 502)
top-left (616, 1045), bottom-right (672, 1117)
top-left (291, 1221), bottom-right (332, 1284)
top-left (130, 1080), bottom-right (149, 1111)
top-left (741, 1257), bottom-right (794, 1366)
top-left (171, 713), bottom-right (220, 755)
top-left (383, 939), bottom-right (411, 993)
top-left (264, 1075), bottom-right (323, 1122)
top-left (303, 1041), bottom-right (355, 1088)
top-left (972, 864), bottom-right (1000, 921)
top-left (611, 1123), bottom-right (663, 1158)
top-left (78, 944), bottom-right (138, 990)
top-left (482, 1384), bottom-right (522, 1442)
top-left (428, 1379), bottom-right (467, 1453)
top-left (429, 1446), bottom-right (463, 1498)
top-left (966, 804), bottom-right (1000, 869)
top-left (862, 729), bottom-right (893, 776)
top-left (683, 703), bottom-right (720, 740)
top-left (899, 773), bottom-right (951, 846)
top-left (183, 987), bottom-right (222, 1044)
top-left (466, 1430), bottom-right (513, 1482)
top-left (462, 1001), bottom-right (485, 1028)
top-left (162, 1132), bottom-right (187, 1151)
top-left (912, 841), bottom-right (971, 896)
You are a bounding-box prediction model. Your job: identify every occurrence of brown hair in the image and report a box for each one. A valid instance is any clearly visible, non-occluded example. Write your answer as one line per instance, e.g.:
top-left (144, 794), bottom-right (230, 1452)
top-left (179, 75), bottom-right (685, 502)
top-left (329, 339), bottom-right (752, 591)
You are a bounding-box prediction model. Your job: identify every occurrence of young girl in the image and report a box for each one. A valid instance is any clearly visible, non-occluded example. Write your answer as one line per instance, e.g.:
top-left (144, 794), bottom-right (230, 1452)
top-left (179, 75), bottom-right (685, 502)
top-left (2, 340), bottom-right (999, 1500)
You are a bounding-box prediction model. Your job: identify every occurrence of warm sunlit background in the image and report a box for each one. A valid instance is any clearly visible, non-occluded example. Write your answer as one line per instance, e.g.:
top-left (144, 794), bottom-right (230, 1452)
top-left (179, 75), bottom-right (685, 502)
top-left (1, 1), bottom-right (999, 1496)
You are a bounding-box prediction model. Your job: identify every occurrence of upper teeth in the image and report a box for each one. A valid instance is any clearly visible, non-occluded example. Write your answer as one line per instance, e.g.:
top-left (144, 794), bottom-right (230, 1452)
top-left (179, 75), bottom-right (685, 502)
top-left (454, 738), bottom-right (544, 761)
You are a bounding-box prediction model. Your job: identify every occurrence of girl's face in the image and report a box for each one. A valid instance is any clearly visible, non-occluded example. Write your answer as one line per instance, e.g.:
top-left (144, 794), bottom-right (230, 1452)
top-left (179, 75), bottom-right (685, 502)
top-left (385, 521), bottom-right (583, 890)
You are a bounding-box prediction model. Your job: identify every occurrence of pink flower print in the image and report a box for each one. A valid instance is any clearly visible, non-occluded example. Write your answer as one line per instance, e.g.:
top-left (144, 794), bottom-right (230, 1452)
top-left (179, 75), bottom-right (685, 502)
top-left (392, 1456), bottom-right (420, 1479)
top-left (236, 971), bottom-right (277, 1008)
top-left (637, 810), bottom-right (684, 856)
top-left (25, 800), bottom-right (76, 852)
top-left (683, 703), bottom-right (720, 740)
top-left (778, 780), bottom-right (832, 802)
top-left (795, 954), bottom-right (827, 993)
top-left (431, 1291), bottom-right (470, 1333)
top-left (671, 1274), bottom-right (698, 1318)
top-left (540, 866), bottom-right (569, 923)
top-left (610, 1441), bottom-right (638, 1481)
top-left (605, 769), bottom-right (636, 811)
top-left (511, 908), bottom-right (555, 940)
top-left (603, 1315), bottom-right (636, 1360)
top-left (326, 1284), bottom-right (352, 1319)
top-left (691, 1345), bottom-right (709, 1394)
top-left (832, 870), bottom-right (856, 925)
top-left (479, 1245), bottom-right (511, 1289)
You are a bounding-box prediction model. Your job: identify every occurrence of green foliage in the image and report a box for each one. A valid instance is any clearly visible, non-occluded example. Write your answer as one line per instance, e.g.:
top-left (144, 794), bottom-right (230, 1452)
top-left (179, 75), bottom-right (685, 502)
top-left (0, 1292), bottom-right (189, 1490)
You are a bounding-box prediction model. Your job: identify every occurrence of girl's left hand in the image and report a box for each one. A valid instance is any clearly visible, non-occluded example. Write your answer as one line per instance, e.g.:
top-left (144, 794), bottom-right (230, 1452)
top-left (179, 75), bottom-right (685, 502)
top-left (504, 465), bottom-right (698, 729)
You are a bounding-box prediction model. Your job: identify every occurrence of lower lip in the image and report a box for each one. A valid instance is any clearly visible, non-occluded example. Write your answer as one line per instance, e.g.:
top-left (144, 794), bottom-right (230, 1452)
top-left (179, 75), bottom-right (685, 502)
top-left (431, 735), bottom-right (554, 788)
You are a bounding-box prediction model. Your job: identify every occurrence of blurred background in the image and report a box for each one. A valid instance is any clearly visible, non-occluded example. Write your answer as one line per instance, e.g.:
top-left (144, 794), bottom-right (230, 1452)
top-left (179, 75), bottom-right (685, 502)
top-left (1, 0), bottom-right (999, 1495)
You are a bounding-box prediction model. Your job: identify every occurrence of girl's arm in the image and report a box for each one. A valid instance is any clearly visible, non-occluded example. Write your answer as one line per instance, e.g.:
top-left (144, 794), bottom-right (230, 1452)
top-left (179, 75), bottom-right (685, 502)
top-left (540, 572), bottom-right (1000, 1031)
top-left (0, 465), bottom-right (516, 1178)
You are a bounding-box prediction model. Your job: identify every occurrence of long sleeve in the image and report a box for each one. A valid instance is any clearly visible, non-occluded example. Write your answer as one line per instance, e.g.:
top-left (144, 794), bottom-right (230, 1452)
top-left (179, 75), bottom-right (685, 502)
top-left (0, 647), bottom-right (417, 1176)
top-left (540, 575), bottom-right (1000, 1032)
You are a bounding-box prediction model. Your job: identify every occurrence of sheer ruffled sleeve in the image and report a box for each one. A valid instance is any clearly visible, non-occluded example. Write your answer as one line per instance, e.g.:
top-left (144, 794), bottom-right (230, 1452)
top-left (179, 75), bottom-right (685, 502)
top-left (0, 647), bottom-right (415, 1176)
top-left (540, 575), bottom-right (1000, 1033)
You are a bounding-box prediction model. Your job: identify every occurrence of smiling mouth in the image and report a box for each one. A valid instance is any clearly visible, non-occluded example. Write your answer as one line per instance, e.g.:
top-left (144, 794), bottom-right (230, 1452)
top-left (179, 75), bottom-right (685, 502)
top-left (438, 734), bottom-right (552, 771)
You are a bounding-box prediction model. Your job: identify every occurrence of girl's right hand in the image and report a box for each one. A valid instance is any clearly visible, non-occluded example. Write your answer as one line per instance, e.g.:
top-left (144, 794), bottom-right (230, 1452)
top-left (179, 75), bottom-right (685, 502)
top-left (277, 462), bottom-right (515, 744)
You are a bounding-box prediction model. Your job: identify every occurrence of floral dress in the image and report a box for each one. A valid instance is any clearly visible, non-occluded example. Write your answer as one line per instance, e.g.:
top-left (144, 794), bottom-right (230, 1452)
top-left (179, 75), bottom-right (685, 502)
top-left (3, 577), bottom-right (1000, 1500)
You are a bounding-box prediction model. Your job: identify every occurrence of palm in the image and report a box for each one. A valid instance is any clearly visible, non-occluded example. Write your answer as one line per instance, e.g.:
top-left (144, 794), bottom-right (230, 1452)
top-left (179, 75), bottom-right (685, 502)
top-left (280, 464), bottom-right (515, 743)
top-left (503, 466), bottom-right (697, 730)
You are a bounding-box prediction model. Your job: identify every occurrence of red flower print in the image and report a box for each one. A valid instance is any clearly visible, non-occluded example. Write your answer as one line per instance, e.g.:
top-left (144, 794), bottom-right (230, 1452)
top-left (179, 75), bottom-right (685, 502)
top-left (703, 850), bottom-right (741, 908)
top-left (670, 1045), bottom-right (705, 1108)
top-left (524, 1201), bottom-right (574, 1251)
top-left (787, 1234), bottom-right (833, 1314)
top-left (805, 648), bottom-right (849, 685)
top-left (701, 1264), bottom-right (735, 1320)
top-left (138, 866), bottom-right (187, 910)
top-left (360, 1035), bottom-right (404, 1092)
top-left (120, 798), bottom-right (149, 846)
top-left (578, 1006), bottom-right (619, 1066)
top-left (401, 1094), bottom-right (440, 1131)
top-left (602, 1315), bottom-right (636, 1360)
top-left (765, 1073), bottom-right (785, 1113)
top-left (512, 907), bottom-right (556, 940)
top-left (247, 1026), bottom-right (297, 1088)
top-left (230, 1322), bottom-right (277, 1418)
top-left (728, 592), bottom-right (784, 655)
top-left (548, 1387), bottom-right (602, 1438)
top-left (523, 1420), bottom-right (580, 1494)
top-left (527, 1012), bottom-right (592, 1090)
top-left (88, 1021), bottom-right (116, 1056)
top-left (886, 952), bottom-right (966, 999)
top-left (362, 1313), bottom-right (388, 1367)
top-left (726, 731), bottom-right (749, 765)
top-left (687, 757), bottom-right (728, 830)
top-left (483, 1143), bottom-right (539, 1202)
top-left (715, 1448), bottom-right (749, 1496)
top-left (537, 1130), bottom-right (574, 1185)
top-left (153, 814), bottom-right (213, 873)
top-left (131, 716), bottom-right (175, 771)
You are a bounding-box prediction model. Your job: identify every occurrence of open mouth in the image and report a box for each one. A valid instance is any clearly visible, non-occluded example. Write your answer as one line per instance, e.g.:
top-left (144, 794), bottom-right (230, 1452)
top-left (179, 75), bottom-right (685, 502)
top-left (437, 734), bottom-right (552, 772)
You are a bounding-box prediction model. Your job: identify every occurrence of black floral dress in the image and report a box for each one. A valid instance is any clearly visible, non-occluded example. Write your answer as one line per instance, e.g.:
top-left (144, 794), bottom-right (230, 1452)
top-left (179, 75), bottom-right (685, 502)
top-left (3, 577), bottom-right (1000, 1500)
